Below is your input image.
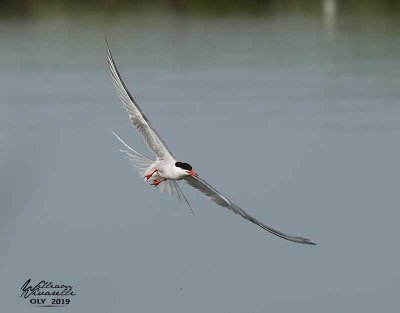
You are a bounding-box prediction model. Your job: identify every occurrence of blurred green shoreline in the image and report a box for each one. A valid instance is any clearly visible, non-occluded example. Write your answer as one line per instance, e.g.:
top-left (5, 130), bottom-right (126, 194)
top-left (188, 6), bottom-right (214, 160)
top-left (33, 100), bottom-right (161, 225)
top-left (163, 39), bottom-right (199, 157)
top-left (1, 0), bottom-right (399, 19)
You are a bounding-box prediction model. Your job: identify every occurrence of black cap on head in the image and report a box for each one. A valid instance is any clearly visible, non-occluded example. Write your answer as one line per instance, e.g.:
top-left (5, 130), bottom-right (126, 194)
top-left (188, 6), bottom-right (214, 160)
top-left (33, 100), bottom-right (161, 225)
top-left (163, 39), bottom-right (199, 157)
top-left (175, 162), bottom-right (192, 171)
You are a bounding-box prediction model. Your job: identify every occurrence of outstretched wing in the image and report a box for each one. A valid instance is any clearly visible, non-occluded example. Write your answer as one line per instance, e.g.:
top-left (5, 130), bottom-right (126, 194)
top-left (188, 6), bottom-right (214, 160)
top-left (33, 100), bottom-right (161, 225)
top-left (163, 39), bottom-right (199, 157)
top-left (106, 39), bottom-right (174, 160)
top-left (184, 176), bottom-right (316, 245)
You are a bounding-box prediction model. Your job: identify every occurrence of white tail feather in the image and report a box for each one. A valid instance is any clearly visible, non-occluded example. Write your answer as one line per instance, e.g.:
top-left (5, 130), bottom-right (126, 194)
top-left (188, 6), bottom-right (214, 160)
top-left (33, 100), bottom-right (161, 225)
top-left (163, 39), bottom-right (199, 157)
top-left (112, 131), bottom-right (154, 176)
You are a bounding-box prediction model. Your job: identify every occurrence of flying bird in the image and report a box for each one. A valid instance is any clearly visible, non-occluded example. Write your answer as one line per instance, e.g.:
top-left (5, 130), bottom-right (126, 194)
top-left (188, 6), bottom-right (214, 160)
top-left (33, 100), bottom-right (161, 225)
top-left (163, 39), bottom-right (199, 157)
top-left (106, 40), bottom-right (316, 245)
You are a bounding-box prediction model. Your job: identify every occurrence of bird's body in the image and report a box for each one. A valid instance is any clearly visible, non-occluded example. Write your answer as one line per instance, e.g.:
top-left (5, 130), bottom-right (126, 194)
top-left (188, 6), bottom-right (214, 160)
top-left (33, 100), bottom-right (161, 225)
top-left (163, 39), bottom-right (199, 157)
top-left (154, 160), bottom-right (184, 180)
top-left (106, 38), bottom-right (316, 245)
top-left (146, 159), bottom-right (190, 181)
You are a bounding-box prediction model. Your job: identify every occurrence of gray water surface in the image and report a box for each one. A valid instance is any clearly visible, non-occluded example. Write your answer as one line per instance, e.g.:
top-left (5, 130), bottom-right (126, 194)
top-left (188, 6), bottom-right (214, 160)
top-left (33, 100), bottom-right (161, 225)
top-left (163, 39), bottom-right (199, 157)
top-left (0, 15), bottom-right (399, 312)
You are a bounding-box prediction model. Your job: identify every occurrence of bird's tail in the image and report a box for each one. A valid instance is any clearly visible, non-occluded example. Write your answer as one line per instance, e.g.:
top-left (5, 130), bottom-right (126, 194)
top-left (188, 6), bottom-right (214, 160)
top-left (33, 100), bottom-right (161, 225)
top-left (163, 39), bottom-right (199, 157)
top-left (112, 131), bottom-right (155, 176)
top-left (112, 131), bottom-right (194, 215)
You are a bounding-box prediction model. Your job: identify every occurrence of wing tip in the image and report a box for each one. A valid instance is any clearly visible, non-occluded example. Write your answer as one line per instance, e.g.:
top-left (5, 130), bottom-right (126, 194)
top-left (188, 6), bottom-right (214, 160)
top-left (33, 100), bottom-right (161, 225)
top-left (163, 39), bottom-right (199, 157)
top-left (105, 34), bottom-right (111, 53)
top-left (105, 35), bottom-right (115, 68)
top-left (300, 239), bottom-right (317, 245)
top-left (289, 236), bottom-right (317, 245)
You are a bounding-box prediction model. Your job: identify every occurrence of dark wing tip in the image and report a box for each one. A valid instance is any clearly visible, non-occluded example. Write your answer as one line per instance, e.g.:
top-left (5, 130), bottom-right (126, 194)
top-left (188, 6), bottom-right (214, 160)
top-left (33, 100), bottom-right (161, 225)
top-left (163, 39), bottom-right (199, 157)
top-left (266, 230), bottom-right (317, 246)
top-left (272, 233), bottom-right (317, 245)
top-left (285, 233), bottom-right (316, 245)
top-left (298, 238), bottom-right (317, 245)
top-left (105, 37), bottom-right (113, 63)
top-left (104, 34), bottom-right (110, 51)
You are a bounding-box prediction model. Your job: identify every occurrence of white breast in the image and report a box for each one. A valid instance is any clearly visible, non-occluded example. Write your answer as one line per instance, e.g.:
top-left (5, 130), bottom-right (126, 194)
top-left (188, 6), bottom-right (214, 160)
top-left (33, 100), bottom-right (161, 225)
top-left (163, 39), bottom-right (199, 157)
top-left (157, 159), bottom-right (186, 180)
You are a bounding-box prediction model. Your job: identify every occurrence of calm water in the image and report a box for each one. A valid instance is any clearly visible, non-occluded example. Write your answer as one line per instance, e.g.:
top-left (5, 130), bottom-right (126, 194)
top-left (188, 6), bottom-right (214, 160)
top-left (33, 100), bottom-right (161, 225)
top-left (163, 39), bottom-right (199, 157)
top-left (0, 14), bottom-right (399, 312)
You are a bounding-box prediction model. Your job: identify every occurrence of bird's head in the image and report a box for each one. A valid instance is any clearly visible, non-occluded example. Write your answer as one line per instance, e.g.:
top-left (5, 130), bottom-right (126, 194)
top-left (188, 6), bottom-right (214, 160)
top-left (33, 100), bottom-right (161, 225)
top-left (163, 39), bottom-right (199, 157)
top-left (175, 161), bottom-right (198, 177)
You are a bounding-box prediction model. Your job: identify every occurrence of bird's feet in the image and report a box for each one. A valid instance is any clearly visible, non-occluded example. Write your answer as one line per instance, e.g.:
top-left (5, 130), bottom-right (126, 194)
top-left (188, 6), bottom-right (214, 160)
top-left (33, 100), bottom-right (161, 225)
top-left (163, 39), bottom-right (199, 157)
top-left (151, 179), bottom-right (166, 187)
top-left (144, 169), bottom-right (158, 181)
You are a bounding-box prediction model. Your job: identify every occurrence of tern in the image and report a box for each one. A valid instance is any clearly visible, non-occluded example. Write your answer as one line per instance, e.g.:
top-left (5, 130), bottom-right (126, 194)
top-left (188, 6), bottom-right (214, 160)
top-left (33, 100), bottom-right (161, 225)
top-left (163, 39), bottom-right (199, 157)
top-left (106, 40), bottom-right (316, 245)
